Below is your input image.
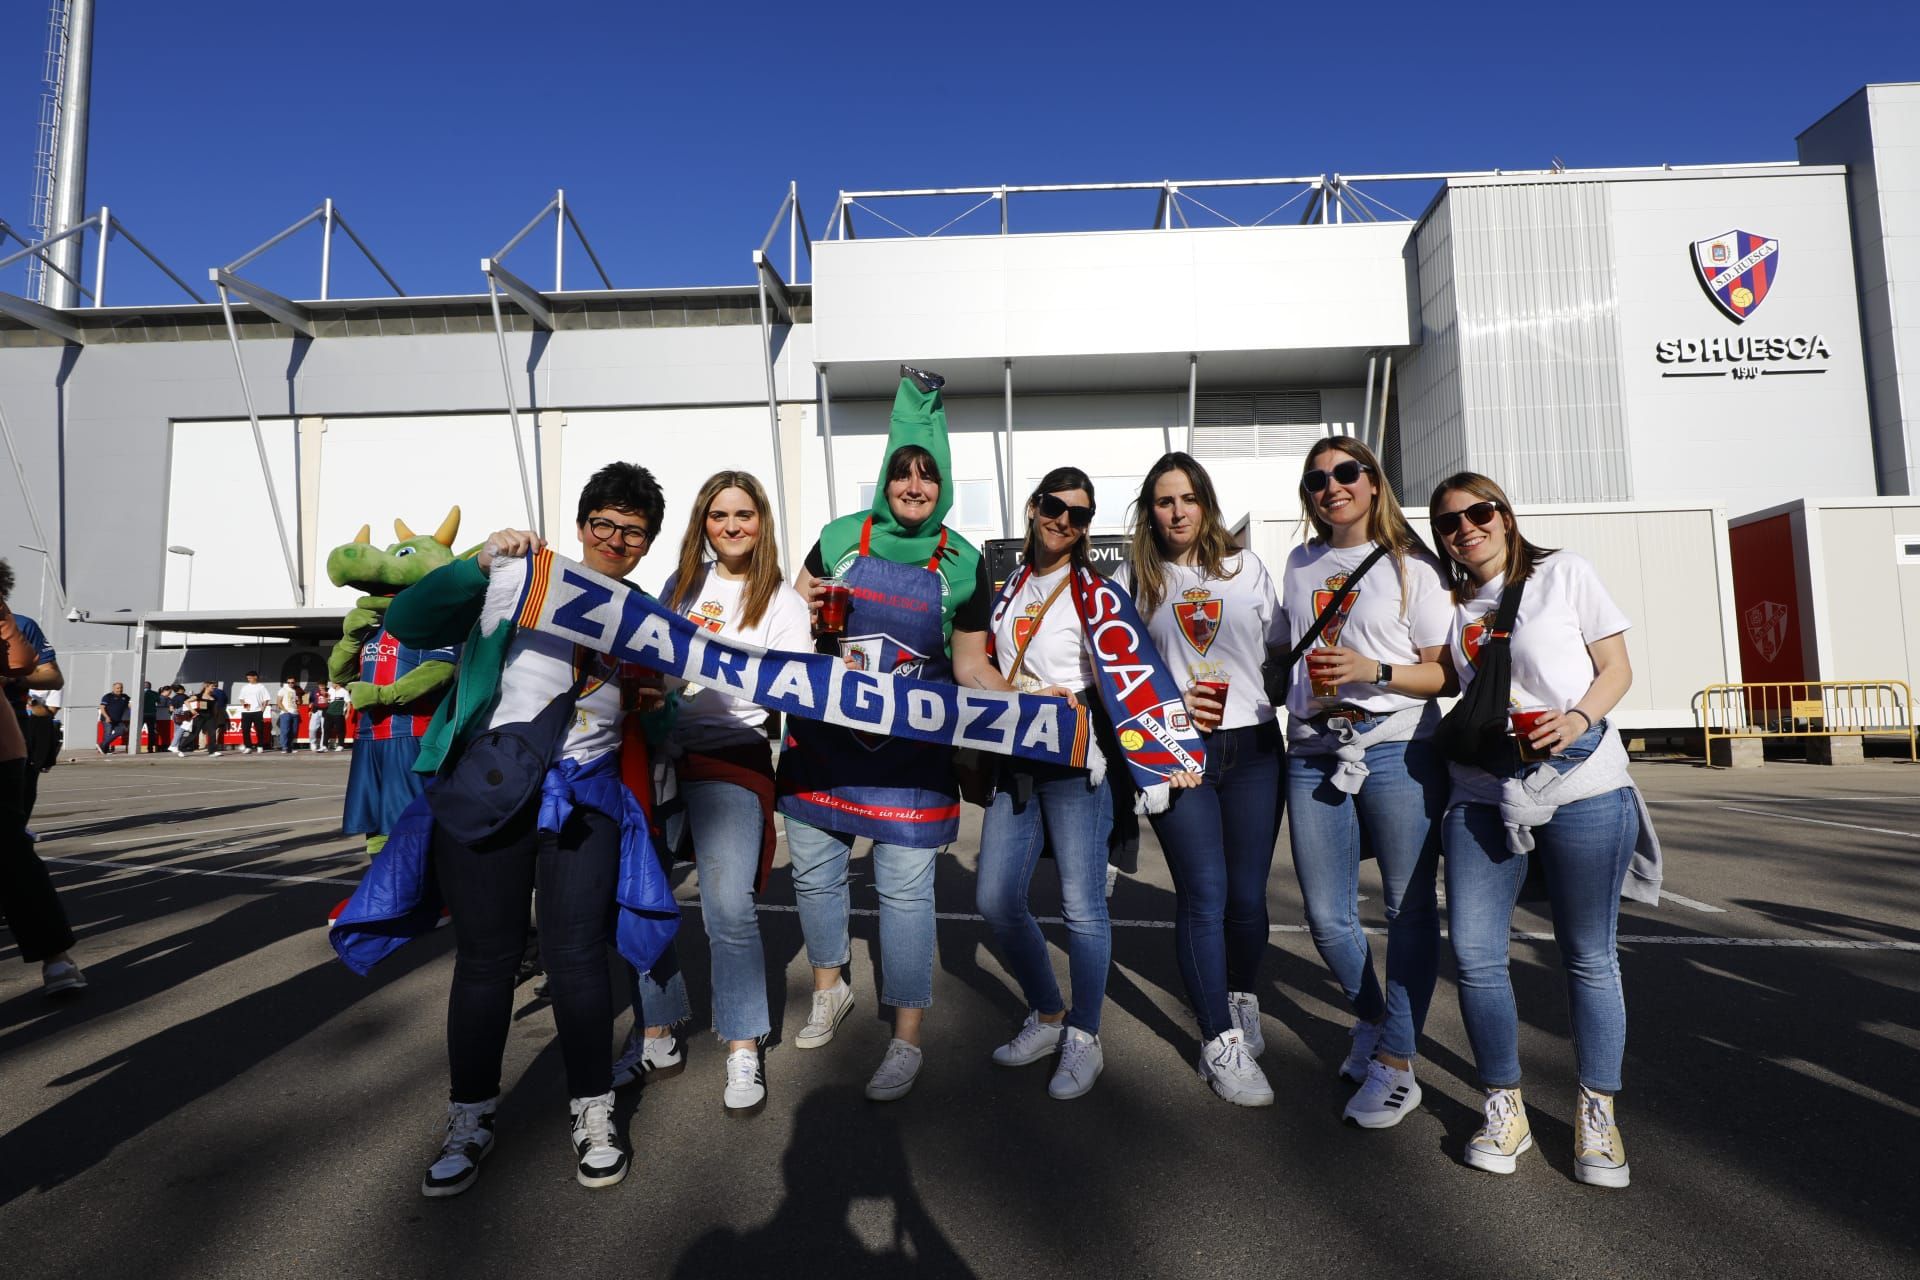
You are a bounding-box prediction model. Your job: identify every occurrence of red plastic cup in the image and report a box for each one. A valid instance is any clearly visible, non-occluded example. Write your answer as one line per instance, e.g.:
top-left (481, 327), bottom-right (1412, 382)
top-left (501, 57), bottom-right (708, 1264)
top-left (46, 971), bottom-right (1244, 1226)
top-left (1192, 677), bottom-right (1230, 731)
top-left (1308, 650), bottom-right (1340, 699)
top-left (1510, 708), bottom-right (1554, 763)
top-left (817, 579), bottom-right (851, 636)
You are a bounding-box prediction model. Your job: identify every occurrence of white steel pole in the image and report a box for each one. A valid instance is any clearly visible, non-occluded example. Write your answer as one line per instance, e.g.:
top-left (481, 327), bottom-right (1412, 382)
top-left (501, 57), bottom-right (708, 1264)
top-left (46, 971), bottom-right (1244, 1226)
top-left (321, 197), bottom-right (334, 301)
top-left (554, 189), bottom-right (565, 291)
top-left (45, 0), bottom-right (95, 310)
top-left (91, 206), bottom-right (107, 307)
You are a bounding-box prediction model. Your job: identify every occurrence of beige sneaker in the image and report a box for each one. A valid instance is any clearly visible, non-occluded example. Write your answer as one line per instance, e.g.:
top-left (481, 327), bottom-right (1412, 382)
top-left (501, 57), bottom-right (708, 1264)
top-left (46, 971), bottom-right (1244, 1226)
top-left (1465, 1087), bottom-right (1533, 1174)
top-left (1574, 1086), bottom-right (1631, 1188)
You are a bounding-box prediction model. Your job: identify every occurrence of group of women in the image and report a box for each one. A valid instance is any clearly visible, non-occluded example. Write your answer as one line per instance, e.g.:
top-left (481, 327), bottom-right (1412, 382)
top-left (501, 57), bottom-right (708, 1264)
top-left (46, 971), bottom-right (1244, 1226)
top-left (395, 370), bottom-right (1653, 1199)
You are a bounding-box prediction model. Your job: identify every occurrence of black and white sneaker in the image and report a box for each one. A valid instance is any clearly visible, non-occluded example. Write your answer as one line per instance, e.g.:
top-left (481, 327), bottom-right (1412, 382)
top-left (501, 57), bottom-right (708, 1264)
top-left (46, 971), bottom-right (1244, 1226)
top-left (724, 1045), bottom-right (767, 1116)
top-left (421, 1097), bottom-right (497, 1198)
top-left (612, 1027), bottom-right (685, 1089)
top-left (1343, 1057), bottom-right (1421, 1129)
top-left (569, 1091), bottom-right (628, 1189)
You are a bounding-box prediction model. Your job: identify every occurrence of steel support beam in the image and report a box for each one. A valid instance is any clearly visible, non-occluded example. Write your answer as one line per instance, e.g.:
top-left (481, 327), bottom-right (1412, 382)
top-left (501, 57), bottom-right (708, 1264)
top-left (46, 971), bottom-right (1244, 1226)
top-left (213, 283), bottom-right (305, 604)
top-left (1003, 360), bottom-right (1016, 537)
top-left (481, 257), bottom-right (554, 331)
top-left (1186, 355), bottom-right (1198, 456)
top-left (481, 267), bottom-right (541, 534)
top-left (818, 365), bottom-right (838, 521)
top-left (0, 290), bottom-right (82, 343)
top-left (209, 268), bottom-right (314, 337)
top-left (755, 259), bottom-right (793, 575)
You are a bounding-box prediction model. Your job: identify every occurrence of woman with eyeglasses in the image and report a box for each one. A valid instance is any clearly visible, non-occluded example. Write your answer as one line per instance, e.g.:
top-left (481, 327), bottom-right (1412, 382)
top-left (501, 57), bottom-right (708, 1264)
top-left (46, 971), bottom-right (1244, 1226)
top-left (1121, 452), bottom-right (1284, 1106)
top-left (621, 470), bottom-right (810, 1116)
top-left (380, 463), bottom-right (671, 1197)
top-left (976, 466), bottom-right (1164, 1101)
top-left (1428, 473), bottom-right (1658, 1188)
top-left (778, 368), bottom-right (1009, 1103)
top-left (1281, 437), bottom-right (1453, 1129)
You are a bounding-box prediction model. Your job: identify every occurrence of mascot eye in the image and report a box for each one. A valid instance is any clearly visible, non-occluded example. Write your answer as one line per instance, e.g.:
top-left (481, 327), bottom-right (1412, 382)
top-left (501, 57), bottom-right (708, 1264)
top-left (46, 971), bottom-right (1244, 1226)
top-left (394, 546), bottom-right (417, 557)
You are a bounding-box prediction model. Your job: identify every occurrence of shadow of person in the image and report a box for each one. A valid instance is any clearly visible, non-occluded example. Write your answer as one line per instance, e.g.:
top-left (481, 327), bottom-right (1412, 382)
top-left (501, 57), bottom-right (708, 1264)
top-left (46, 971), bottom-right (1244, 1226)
top-left (672, 1084), bottom-right (974, 1279)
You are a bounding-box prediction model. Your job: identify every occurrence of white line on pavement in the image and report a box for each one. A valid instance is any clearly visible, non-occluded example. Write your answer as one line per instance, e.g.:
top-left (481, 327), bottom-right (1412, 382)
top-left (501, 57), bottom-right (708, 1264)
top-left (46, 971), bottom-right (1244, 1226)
top-left (1659, 890), bottom-right (1727, 913)
top-left (1720, 805), bottom-right (1918, 839)
top-left (41, 816), bottom-right (344, 845)
top-left (43, 855), bottom-right (357, 887)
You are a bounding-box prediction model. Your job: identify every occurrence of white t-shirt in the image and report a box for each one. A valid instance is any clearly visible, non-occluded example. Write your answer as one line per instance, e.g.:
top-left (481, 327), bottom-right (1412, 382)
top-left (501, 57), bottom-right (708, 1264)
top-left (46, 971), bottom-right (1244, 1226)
top-left (489, 628), bottom-right (623, 765)
top-left (991, 564), bottom-right (1094, 693)
top-left (664, 566), bottom-right (813, 751)
top-left (1280, 541), bottom-right (1452, 718)
top-left (1128, 552), bottom-right (1284, 730)
top-left (276, 685), bottom-right (300, 714)
top-left (1450, 551), bottom-right (1631, 713)
top-left (234, 681), bottom-right (271, 713)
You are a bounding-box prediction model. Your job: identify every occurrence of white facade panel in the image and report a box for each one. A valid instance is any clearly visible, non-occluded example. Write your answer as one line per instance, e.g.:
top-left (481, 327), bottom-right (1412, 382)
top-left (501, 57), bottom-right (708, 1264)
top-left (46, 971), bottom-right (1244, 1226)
top-left (164, 418), bottom-right (299, 612)
top-left (1811, 502), bottom-right (1920, 690)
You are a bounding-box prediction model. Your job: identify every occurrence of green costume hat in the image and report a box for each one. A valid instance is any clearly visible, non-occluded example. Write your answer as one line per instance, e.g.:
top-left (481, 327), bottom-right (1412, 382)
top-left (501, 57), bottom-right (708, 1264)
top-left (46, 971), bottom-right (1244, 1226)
top-left (816, 376), bottom-right (982, 641)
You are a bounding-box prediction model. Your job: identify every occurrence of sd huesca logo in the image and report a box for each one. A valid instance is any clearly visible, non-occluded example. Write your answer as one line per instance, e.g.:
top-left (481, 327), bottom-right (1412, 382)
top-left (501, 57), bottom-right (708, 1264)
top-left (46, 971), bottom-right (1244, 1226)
top-left (1691, 230), bottom-right (1779, 324)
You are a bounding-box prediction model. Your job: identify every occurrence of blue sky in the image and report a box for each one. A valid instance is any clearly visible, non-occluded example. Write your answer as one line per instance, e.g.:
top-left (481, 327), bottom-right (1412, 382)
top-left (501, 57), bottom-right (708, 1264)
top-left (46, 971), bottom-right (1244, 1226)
top-left (1, 1), bottom-right (1915, 301)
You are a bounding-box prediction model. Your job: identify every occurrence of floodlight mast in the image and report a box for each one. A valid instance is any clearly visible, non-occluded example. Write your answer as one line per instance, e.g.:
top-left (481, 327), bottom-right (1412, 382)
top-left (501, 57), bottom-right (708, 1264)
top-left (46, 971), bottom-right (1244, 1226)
top-left (41, 0), bottom-right (94, 309)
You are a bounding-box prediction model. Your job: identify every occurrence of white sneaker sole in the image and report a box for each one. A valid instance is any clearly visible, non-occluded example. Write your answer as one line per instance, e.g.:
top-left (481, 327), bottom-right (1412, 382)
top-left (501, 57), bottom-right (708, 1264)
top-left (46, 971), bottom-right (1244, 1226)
top-left (1575, 1158), bottom-right (1630, 1188)
top-left (794, 993), bottom-right (854, 1049)
top-left (1345, 1079), bottom-right (1422, 1129)
top-left (576, 1158), bottom-right (628, 1189)
top-left (1197, 1063), bottom-right (1274, 1108)
top-left (1465, 1133), bottom-right (1533, 1175)
top-left (1048, 1064), bottom-right (1102, 1100)
top-left (421, 1140), bottom-right (492, 1198)
top-left (724, 1089), bottom-right (767, 1117)
top-left (865, 1071), bottom-right (919, 1102)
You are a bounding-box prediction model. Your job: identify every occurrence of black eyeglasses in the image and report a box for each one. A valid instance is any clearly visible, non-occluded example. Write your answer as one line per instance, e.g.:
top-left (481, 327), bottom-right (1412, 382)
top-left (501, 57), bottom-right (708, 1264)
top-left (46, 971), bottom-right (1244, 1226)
top-left (1431, 501), bottom-right (1504, 537)
top-left (585, 516), bottom-right (652, 548)
top-left (1301, 460), bottom-right (1371, 493)
top-left (1035, 493), bottom-right (1095, 529)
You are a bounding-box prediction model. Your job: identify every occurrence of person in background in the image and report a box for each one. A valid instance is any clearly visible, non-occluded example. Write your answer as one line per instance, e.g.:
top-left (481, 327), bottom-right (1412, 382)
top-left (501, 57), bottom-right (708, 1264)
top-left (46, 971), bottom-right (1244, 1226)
top-left (1123, 452), bottom-right (1286, 1108)
top-left (324, 679), bottom-right (350, 751)
top-left (168, 684), bottom-right (192, 755)
top-left (1429, 472), bottom-right (1656, 1189)
top-left (0, 559), bottom-right (63, 829)
top-left (275, 677), bottom-right (302, 753)
top-left (234, 671), bottom-right (271, 753)
top-left (624, 469), bottom-right (811, 1115)
top-left (306, 681), bottom-right (329, 752)
top-left (2, 615), bottom-right (84, 994)
top-left (142, 681), bottom-right (171, 752)
top-left (98, 683), bottom-right (131, 756)
top-left (191, 682), bottom-right (226, 756)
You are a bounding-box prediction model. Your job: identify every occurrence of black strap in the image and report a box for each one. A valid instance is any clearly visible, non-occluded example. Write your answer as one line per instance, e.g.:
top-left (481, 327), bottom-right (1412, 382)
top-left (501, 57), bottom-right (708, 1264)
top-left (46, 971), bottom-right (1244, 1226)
top-left (1486, 576), bottom-right (1525, 644)
top-left (1283, 544), bottom-right (1392, 667)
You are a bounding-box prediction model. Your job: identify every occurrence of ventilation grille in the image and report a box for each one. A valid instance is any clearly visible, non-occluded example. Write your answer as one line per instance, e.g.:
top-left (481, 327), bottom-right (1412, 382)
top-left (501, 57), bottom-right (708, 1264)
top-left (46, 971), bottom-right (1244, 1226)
top-left (1191, 391), bottom-right (1328, 459)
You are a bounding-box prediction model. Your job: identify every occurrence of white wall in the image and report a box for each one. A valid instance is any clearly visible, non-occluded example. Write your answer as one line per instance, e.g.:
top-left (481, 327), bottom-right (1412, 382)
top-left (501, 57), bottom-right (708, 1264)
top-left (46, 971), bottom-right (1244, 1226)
top-left (164, 419), bottom-right (299, 611)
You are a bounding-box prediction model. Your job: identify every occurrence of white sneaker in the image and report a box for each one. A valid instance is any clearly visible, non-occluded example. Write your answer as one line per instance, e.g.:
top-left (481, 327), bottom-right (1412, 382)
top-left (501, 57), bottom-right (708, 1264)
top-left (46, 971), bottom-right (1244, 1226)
top-left (1465, 1087), bottom-right (1533, 1175)
top-left (1048, 1028), bottom-right (1103, 1100)
top-left (991, 1011), bottom-right (1066, 1067)
top-left (1227, 991), bottom-right (1266, 1058)
top-left (41, 959), bottom-right (87, 997)
top-left (421, 1097), bottom-right (496, 1198)
top-left (611, 1027), bottom-right (684, 1089)
top-left (568, 1091), bottom-right (628, 1188)
top-left (1574, 1086), bottom-right (1631, 1188)
top-left (794, 980), bottom-right (855, 1049)
top-left (1344, 1056), bottom-right (1422, 1129)
top-left (865, 1038), bottom-right (923, 1102)
top-left (1196, 1028), bottom-right (1274, 1107)
top-left (1339, 1018), bottom-right (1383, 1083)
top-left (723, 1046), bottom-right (767, 1116)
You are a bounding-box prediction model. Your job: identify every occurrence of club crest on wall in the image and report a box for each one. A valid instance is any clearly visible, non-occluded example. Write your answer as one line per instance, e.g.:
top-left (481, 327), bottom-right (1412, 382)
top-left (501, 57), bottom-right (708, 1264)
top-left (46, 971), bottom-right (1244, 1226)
top-left (1691, 230), bottom-right (1780, 324)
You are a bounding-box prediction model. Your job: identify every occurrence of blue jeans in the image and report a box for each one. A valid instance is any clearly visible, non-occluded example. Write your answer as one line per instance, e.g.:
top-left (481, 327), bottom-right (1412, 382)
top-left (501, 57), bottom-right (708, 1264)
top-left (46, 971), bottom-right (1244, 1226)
top-left (1286, 736), bottom-right (1444, 1060)
top-left (786, 818), bottom-right (937, 1009)
top-left (276, 712), bottom-right (298, 752)
top-left (1445, 782), bottom-right (1638, 1093)
top-left (1149, 722), bottom-right (1282, 1041)
top-left (975, 763), bottom-right (1114, 1035)
top-left (633, 779), bottom-right (772, 1041)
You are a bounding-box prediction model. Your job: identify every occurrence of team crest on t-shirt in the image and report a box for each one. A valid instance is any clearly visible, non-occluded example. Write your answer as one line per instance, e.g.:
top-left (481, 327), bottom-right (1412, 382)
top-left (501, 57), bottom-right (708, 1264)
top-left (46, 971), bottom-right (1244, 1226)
top-left (1172, 588), bottom-right (1221, 656)
top-left (690, 601), bottom-right (726, 633)
top-left (1312, 572), bottom-right (1362, 646)
top-left (1462, 610), bottom-right (1498, 669)
top-left (1013, 599), bottom-right (1046, 651)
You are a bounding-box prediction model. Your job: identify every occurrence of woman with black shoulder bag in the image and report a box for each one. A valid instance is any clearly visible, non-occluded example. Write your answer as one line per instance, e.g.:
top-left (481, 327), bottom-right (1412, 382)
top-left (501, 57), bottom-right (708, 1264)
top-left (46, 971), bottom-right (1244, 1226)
top-left (1281, 438), bottom-right (1454, 1129)
top-left (1429, 472), bottom-right (1662, 1188)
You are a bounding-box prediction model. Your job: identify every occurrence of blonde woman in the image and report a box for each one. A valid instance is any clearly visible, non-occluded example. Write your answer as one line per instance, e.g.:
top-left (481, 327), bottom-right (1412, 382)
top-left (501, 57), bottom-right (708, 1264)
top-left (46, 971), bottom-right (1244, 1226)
top-left (1281, 437), bottom-right (1453, 1128)
top-left (1123, 452), bottom-right (1285, 1107)
top-left (623, 471), bottom-right (810, 1116)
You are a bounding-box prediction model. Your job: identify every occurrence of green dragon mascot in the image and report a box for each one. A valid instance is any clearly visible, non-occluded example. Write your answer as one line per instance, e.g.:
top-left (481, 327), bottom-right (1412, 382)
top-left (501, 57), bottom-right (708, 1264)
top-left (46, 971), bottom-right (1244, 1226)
top-left (327, 508), bottom-right (463, 855)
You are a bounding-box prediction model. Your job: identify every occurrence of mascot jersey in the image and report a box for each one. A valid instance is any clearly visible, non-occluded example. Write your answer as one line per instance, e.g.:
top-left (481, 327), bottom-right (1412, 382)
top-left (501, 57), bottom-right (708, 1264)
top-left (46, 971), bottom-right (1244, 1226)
top-left (777, 376), bottom-right (984, 849)
top-left (357, 628), bottom-right (457, 739)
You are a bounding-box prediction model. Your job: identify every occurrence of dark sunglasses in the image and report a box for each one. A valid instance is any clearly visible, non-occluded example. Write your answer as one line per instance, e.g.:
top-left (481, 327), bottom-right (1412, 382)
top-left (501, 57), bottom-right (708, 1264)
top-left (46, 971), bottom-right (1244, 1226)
top-left (1035, 492), bottom-right (1095, 529)
top-left (1431, 500), bottom-right (1504, 537)
top-left (1301, 460), bottom-right (1371, 494)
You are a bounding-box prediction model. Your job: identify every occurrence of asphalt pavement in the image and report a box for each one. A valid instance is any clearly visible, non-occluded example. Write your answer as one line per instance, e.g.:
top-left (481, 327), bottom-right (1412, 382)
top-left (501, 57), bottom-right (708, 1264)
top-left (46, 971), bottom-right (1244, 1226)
top-left (2, 747), bottom-right (1917, 1279)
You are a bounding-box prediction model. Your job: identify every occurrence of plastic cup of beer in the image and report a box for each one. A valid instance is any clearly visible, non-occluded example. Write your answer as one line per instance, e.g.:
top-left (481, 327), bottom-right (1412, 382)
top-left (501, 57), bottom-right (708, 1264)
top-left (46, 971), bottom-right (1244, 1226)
top-left (1510, 707), bottom-right (1554, 763)
top-left (1308, 649), bottom-right (1340, 699)
top-left (1192, 675), bottom-right (1230, 731)
top-left (816, 578), bottom-right (851, 636)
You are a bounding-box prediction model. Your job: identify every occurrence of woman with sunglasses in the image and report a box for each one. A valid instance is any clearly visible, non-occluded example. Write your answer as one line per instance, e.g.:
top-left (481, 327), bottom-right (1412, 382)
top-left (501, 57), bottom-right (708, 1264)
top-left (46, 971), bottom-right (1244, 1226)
top-left (1281, 437), bottom-right (1452, 1128)
top-left (976, 467), bottom-right (1154, 1101)
top-left (779, 368), bottom-right (1007, 1104)
top-left (1122, 452), bottom-right (1283, 1106)
top-left (621, 471), bottom-right (810, 1116)
top-left (1429, 473), bottom-right (1657, 1188)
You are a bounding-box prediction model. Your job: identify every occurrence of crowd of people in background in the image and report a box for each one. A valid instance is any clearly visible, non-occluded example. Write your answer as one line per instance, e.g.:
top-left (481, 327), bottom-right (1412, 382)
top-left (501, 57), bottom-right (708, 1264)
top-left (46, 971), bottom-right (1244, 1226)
top-left (85, 676), bottom-right (357, 757)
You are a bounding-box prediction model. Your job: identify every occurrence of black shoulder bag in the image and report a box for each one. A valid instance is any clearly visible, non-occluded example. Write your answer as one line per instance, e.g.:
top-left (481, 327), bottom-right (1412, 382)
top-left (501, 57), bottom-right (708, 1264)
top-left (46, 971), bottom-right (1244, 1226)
top-left (428, 659), bottom-right (596, 846)
top-left (1262, 544), bottom-right (1391, 709)
top-left (1435, 577), bottom-right (1526, 767)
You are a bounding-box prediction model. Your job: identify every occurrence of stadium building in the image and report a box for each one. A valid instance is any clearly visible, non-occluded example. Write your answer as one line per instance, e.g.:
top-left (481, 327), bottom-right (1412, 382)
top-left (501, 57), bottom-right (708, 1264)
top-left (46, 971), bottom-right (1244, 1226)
top-left (1, 72), bottom-right (1917, 739)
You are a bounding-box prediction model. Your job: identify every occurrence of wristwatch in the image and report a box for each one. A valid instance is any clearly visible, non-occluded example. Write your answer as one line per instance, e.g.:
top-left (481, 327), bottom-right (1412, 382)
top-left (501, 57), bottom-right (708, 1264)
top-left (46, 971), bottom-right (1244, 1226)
top-left (1376, 663), bottom-right (1393, 686)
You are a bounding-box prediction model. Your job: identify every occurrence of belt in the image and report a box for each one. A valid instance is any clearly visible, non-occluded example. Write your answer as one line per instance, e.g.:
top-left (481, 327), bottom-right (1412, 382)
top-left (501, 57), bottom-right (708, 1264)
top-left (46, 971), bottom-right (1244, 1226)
top-left (1308, 705), bottom-right (1373, 728)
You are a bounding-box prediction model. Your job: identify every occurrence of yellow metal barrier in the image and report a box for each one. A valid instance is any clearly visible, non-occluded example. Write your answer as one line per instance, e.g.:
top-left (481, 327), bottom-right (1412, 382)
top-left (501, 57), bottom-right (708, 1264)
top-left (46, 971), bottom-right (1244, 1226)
top-left (1694, 680), bottom-right (1918, 764)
